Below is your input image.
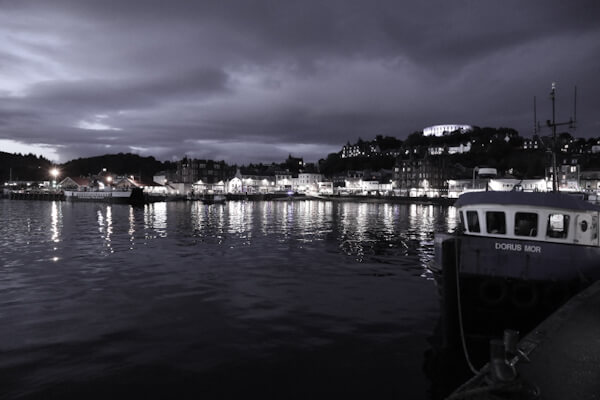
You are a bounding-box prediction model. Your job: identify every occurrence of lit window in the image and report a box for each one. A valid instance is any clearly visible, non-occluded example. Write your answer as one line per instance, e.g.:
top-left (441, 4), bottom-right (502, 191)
top-left (547, 214), bottom-right (569, 239)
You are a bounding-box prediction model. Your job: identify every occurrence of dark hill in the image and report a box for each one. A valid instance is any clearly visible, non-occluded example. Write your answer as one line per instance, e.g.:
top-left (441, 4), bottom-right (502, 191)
top-left (0, 151), bottom-right (53, 181)
top-left (60, 153), bottom-right (175, 180)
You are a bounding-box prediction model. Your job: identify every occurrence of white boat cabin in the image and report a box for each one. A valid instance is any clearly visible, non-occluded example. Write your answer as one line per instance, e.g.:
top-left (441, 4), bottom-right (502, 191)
top-left (455, 192), bottom-right (600, 247)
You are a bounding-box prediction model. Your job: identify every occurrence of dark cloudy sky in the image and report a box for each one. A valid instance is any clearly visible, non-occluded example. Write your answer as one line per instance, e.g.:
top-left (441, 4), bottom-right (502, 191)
top-left (1, 0), bottom-right (599, 163)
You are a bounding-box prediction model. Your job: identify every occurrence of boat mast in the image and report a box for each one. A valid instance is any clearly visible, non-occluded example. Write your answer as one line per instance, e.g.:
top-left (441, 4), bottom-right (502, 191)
top-left (551, 83), bottom-right (558, 192)
top-left (533, 95), bottom-right (541, 137)
top-left (546, 82), bottom-right (577, 192)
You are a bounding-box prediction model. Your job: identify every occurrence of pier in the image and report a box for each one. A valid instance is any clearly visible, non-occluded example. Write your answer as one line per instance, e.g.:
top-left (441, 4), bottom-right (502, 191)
top-left (448, 279), bottom-right (600, 399)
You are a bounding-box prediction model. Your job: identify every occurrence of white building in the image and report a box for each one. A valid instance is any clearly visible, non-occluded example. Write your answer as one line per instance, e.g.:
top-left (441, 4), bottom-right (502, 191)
top-left (448, 142), bottom-right (472, 154)
top-left (423, 124), bottom-right (473, 137)
top-left (318, 181), bottom-right (334, 194)
top-left (169, 183), bottom-right (192, 195)
top-left (153, 174), bottom-right (167, 185)
top-left (488, 179), bottom-right (546, 192)
top-left (295, 173), bottom-right (322, 192)
top-left (275, 173), bottom-right (293, 191)
top-left (192, 179), bottom-right (226, 194)
top-left (428, 142), bottom-right (472, 155)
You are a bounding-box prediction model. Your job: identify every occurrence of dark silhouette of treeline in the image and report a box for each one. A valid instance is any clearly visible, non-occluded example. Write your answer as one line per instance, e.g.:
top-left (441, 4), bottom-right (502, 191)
top-left (0, 151), bottom-right (53, 182)
top-left (0, 152), bottom-right (174, 182)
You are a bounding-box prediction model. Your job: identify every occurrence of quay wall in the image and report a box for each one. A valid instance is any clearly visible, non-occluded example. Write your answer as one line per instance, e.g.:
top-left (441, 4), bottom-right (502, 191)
top-left (8, 191), bottom-right (65, 201)
top-left (2, 190), bottom-right (456, 206)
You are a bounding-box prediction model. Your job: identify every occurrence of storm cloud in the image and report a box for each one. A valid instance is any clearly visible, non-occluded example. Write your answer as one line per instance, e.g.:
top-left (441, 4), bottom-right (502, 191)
top-left (1, 0), bottom-right (599, 162)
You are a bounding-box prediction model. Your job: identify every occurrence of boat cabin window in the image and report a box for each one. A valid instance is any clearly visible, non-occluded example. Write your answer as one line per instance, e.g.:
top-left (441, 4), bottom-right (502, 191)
top-left (514, 212), bottom-right (538, 237)
top-left (459, 212), bottom-right (467, 231)
top-left (547, 214), bottom-right (570, 239)
top-left (466, 211), bottom-right (480, 232)
top-left (486, 211), bottom-right (506, 234)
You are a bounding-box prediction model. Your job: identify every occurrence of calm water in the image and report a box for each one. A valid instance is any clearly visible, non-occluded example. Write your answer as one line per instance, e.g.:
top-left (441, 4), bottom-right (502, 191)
top-left (0, 199), bottom-right (459, 399)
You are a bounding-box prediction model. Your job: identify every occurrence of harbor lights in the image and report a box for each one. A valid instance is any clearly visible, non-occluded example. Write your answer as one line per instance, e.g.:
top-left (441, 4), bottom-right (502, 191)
top-left (106, 175), bottom-right (113, 189)
top-left (50, 168), bottom-right (59, 188)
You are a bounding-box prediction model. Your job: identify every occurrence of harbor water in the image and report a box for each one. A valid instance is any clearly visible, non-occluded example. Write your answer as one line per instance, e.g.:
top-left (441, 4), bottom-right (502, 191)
top-left (0, 199), bottom-right (460, 399)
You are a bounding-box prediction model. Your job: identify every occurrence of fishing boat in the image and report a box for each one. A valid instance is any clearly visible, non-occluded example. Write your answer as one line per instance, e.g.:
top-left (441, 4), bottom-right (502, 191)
top-left (433, 83), bottom-right (592, 309)
top-left (433, 190), bottom-right (600, 309)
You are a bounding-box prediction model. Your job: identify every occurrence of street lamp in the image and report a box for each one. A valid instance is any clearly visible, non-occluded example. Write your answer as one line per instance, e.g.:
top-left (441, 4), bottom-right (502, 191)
top-left (50, 168), bottom-right (59, 188)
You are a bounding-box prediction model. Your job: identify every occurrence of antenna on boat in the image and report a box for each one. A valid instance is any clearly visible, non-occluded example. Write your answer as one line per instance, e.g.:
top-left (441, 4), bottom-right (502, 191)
top-left (533, 96), bottom-right (542, 135)
top-left (533, 96), bottom-right (537, 135)
top-left (572, 85), bottom-right (577, 130)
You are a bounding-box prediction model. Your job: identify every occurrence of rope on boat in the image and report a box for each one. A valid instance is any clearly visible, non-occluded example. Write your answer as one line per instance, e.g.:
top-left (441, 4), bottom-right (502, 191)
top-left (454, 235), bottom-right (479, 375)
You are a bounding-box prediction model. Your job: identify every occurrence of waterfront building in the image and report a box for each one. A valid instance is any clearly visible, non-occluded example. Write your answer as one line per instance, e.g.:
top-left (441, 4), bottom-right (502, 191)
top-left (192, 179), bottom-right (226, 194)
top-left (487, 179), bottom-right (546, 192)
top-left (546, 160), bottom-right (580, 192)
top-left (176, 158), bottom-right (229, 185)
top-left (423, 124), bottom-right (472, 137)
top-left (296, 173), bottom-right (323, 193)
top-left (113, 177), bottom-right (140, 190)
top-left (169, 183), bottom-right (192, 195)
top-left (226, 168), bottom-right (275, 194)
top-left (330, 171), bottom-right (361, 191)
top-left (393, 156), bottom-right (449, 197)
top-left (59, 170), bottom-right (113, 191)
top-left (589, 139), bottom-right (600, 154)
top-left (113, 176), bottom-right (173, 196)
top-left (153, 170), bottom-right (177, 185)
top-left (579, 170), bottom-right (600, 192)
top-left (318, 181), bottom-right (334, 194)
top-left (58, 177), bottom-right (91, 191)
top-left (360, 180), bottom-right (392, 195)
top-left (153, 173), bottom-right (167, 185)
top-left (447, 179), bottom-right (484, 198)
top-left (275, 172), bottom-right (293, 191)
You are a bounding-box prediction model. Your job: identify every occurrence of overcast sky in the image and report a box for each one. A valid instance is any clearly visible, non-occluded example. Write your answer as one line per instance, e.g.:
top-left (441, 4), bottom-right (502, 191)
top-left (1, 0), bottom-right (599, 163)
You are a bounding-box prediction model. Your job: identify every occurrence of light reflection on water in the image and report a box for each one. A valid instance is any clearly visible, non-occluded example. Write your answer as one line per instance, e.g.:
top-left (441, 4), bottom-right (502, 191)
top-left (0, 199), bottom-right (458, 398)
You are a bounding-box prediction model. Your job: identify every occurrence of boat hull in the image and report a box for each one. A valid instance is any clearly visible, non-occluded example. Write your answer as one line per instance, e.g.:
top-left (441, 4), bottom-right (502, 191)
top-left (456, 234), bottom-right (600, 283)
top-left (434, 233), bottom-right (600, 282)
top-left (433, 233), bottom-right (600, 312)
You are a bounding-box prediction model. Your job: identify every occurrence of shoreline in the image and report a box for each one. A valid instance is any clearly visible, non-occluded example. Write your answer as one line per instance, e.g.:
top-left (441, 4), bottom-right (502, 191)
top-left (274, 194), bottom-right (456, 206)
top-left (2, 192), bottom-right (456, 206)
